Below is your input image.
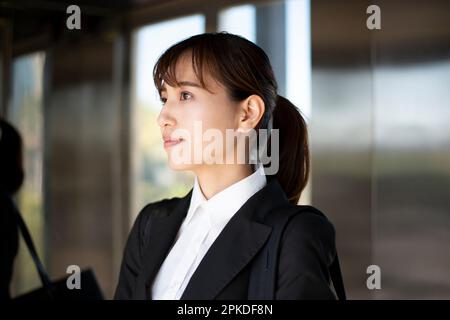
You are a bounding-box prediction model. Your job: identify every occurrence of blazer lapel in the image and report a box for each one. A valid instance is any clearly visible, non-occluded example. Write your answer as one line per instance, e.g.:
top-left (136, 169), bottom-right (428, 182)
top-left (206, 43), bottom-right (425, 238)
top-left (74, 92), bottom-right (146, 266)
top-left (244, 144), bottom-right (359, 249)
top-left (180, 175), bottom-right (289, 300)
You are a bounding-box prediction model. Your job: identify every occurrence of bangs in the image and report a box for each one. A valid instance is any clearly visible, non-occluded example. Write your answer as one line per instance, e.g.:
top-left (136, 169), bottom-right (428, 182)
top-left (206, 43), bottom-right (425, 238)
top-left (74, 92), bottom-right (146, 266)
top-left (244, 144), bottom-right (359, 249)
top-left (153, 39), bottom-right (219, 95)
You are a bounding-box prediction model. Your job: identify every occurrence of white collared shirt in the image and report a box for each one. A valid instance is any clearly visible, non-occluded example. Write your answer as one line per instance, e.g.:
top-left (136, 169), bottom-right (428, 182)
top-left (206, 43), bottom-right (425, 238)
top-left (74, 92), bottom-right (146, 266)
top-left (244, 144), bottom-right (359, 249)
top-left (151, 165), bottom-right (267, 300)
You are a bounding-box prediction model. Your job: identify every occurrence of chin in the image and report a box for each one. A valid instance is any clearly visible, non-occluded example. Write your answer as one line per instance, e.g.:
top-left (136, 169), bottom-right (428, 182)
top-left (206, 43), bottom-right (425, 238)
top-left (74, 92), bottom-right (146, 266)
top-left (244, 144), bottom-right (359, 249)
top-left (167, 158), bottom-right (195, 171)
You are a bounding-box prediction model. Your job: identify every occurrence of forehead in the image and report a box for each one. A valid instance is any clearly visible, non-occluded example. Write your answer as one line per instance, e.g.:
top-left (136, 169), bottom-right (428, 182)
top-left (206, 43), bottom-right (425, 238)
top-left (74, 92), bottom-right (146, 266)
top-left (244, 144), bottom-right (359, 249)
top-left (160, 52), bottom-right (221, 94)
top-left (174, 53), bottom-right (196, 78)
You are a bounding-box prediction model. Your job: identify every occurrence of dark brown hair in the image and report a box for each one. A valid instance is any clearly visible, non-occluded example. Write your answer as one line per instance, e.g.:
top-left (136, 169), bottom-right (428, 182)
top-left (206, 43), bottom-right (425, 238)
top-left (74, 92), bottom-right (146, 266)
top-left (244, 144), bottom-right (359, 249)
top-left (0, 118), bottom-right (24, 195)
top-left (153, 32), bottom-right (309, 204)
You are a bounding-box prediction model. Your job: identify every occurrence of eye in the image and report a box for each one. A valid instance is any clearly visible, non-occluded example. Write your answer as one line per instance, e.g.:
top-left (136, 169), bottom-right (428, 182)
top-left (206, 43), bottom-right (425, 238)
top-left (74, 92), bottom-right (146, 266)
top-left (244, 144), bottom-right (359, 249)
top-left (180, 91), bottom-right (192, 101)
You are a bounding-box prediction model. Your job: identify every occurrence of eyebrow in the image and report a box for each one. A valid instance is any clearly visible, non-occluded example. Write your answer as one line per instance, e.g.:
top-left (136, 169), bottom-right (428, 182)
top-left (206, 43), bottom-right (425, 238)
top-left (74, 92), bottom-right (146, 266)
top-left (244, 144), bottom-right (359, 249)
top-left (160, 81), bottom-right (202, 92)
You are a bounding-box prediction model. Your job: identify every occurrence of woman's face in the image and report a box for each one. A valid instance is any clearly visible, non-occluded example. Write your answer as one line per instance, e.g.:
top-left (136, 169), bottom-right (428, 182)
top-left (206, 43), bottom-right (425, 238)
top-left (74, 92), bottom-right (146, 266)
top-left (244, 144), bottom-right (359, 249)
top-left (157, 53), bottom-right (242, 172)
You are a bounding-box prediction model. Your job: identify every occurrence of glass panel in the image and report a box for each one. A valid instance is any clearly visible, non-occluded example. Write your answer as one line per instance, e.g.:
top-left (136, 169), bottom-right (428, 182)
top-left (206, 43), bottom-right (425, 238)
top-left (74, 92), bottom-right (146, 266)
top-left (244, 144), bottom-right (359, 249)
top-left (373, 60), bottom-right (450, 298)
top-left (285, 0), bottom-right (312, 204)
top-left (218, 4), bottom-right (256, 42)
top-left (8, 52), bottom-right (45, 296)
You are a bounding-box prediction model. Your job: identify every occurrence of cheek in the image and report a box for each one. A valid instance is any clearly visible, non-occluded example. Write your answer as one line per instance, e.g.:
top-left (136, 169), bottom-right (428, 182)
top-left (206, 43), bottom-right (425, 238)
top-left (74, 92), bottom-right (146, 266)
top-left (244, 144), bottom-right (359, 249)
top-left (175, 105), bottom-right (203, 136)
top-left (182, 102), bottom-right (235, 137)
top-left (203, 104), bottom-right (236, 132)
top-left (173, 101), bottom-right (239, 164)
top-left (201, 106), bottom-right (239, 162)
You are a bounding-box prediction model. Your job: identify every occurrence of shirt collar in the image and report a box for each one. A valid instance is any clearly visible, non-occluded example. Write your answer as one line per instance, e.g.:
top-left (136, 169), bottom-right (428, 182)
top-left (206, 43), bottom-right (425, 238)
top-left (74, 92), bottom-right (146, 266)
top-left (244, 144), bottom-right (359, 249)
top-left (185, 164), bottom-right (267, 227)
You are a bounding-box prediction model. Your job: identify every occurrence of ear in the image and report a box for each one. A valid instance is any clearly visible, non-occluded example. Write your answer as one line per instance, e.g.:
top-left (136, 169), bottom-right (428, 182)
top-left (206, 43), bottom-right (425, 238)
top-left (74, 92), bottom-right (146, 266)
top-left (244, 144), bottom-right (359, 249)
top-left (237, 95), bottom-right (265, 133)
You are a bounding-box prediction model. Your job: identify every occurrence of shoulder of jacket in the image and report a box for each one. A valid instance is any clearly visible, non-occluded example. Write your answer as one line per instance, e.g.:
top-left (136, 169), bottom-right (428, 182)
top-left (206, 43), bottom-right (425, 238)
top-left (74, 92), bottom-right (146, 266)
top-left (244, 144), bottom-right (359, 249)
top-left (135, 195), bottom-right (185, 224)
top-left (281, 205), bottom-right (336, 262)
top-left (131, 195), bottom-right (187, 248)
top-left (134, 195), bottom-right (188, 228)
top-left (284, 205), bottom-right (335, 237)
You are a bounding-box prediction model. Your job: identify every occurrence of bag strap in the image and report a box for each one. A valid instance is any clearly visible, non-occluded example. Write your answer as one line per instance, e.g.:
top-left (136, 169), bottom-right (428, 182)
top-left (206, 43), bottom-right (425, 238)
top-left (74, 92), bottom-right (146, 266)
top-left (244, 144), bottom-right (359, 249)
top-left (3, 192), bottom-right (53, 293)
top-left (329, 250), bottom-right (346, 300)
top-left (248, 205), bottom-right (346, 300)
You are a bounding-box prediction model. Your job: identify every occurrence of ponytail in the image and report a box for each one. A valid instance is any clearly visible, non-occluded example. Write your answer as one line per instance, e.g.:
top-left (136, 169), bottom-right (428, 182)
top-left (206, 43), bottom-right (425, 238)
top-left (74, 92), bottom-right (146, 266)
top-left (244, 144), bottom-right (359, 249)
top-left (269, 95), bottom-right (310, 205)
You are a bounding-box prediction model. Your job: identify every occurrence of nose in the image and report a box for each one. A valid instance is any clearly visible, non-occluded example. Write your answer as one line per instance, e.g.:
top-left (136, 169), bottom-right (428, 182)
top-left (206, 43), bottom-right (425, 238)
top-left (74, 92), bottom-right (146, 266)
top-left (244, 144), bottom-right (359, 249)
top-left (157, 105), bottom-right (176, 129)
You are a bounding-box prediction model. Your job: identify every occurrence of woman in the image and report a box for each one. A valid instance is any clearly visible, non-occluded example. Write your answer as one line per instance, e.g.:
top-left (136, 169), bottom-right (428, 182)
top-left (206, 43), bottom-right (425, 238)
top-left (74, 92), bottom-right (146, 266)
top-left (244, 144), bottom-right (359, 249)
top-left (115, 32), bottom-right (339, 300)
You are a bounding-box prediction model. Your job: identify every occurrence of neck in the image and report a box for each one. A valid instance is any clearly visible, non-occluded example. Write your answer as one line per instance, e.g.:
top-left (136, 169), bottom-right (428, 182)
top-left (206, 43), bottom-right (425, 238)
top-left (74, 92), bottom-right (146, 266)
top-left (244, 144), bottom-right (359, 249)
top-left (194, 164), bottom-right (254, 200)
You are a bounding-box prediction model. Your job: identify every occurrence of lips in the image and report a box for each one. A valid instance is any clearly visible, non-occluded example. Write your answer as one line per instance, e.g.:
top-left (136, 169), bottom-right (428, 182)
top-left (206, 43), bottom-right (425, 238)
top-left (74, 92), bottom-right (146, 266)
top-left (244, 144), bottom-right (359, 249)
top-left (163, 137), bottom-right (184, 148)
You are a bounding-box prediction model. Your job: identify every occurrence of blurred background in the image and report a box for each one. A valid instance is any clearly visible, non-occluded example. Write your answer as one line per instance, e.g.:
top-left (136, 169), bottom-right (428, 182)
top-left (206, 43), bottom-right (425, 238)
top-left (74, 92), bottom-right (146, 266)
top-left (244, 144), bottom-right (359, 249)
top-left (0, 0), bottom-right (449, 299)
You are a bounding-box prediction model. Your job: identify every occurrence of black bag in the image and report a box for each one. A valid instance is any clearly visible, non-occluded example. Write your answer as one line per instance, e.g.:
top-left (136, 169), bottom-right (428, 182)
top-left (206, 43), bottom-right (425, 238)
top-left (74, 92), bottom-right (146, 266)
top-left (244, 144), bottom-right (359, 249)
top-left (6, 194), bottom-right (104, 300)
top-left (248, 205), bottom-right (346, 300)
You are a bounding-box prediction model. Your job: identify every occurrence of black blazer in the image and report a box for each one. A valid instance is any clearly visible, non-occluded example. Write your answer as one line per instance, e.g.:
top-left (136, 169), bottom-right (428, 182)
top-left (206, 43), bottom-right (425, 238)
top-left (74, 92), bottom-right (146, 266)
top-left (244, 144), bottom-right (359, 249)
top-left (114, 175), bottom-right (337, 300)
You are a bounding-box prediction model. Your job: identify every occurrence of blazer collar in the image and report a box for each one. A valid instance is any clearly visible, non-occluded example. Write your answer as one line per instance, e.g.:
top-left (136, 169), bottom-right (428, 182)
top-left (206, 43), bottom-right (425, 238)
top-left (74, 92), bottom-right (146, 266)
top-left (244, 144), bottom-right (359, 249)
top-left (139, 174), bottom-right (289, 300)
